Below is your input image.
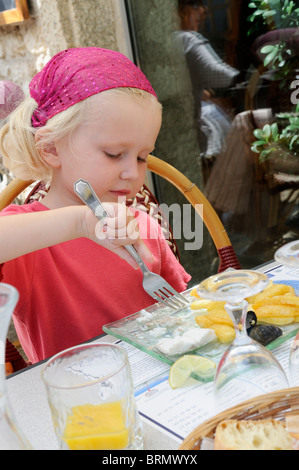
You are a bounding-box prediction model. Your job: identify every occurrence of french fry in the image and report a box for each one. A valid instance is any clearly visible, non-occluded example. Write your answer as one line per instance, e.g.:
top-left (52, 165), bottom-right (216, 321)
top-left (255, 305), bottom-right (297, 325)
top-left (195, 315), bottom-right (235, 343)
top-left (246, 280), bottom-right (273, 303)
top-left (207, 313), bottom-right (234, 328)
top-left (255, 305), bottom-right (297, 317)
top-left (259, 317), bottom-right (294, 326)
top-left (191, 299), bottom-right (226, 311)
top-left (210, 324), bottom-right (235, 344)
top-left (190, 287), bottom-right (200, 298)
top-left (246, 284), bottom-right (295, 304)
top-left (253, 294), bottom-right (299, 309)
top-left (195, 315), bottom-right (214, 328)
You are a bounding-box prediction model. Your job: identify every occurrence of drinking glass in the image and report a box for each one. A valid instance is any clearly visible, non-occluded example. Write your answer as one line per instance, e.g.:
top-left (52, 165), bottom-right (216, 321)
top-left (0, 283), bottom-right (31, 450)
top-left (274, 240), bottom-right (299, 386)
top-left (42, 342), bottom-right (143, 450)
top-left (197, 270), bottom-right (289, 412)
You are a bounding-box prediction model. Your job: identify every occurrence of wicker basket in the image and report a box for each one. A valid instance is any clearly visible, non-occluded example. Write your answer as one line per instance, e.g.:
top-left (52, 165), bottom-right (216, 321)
top-left (179, 387), bottom-right (299, 450)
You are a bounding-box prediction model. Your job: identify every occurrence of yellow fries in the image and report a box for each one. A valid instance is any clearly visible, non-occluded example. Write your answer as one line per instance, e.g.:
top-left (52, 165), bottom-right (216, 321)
top-left (254, 305), bottom-right (298, 317)
top-left (253, 305), bottom-right (298, 326)
top-left (212, 324), bottom-right (236, 343)
top-left (191, 281), bottom-right (299, 338)
top-left (195, 314), bottom-right (235, 343)
top-left (205, 312), bottom-right (234, 327)
top-left (248, 284), bottom-right (299, 325)
top-left (253, 294), bottom-right (299, 309)
top-left (246, 283), bottom-right (295, 304)
top-left (190, 299), bottom-right (226, 311)
top-left (190, 287), bottom-right (200, 298)
top-left (195, 315), bottom-right (214, 329)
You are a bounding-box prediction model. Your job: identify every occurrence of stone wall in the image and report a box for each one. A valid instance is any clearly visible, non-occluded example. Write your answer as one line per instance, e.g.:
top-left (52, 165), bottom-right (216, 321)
top-left (0, 0), bottom-right (128, 92)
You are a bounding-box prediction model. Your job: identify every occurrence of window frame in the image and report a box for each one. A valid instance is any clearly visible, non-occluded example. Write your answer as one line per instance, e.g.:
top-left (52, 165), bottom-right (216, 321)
top-left (0, 0), bottom-right (29, 26)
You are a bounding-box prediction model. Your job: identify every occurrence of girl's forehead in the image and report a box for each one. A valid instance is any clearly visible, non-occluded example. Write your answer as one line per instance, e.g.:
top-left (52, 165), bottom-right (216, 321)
top-left (86, 91), bottom-right (161, 117)
top-left (77, 92), bottom-right (162, 144)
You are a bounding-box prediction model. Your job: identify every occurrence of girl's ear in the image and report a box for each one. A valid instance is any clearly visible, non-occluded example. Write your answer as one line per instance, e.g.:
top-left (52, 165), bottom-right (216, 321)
top-left (35, 129), bottom-right (61, 169)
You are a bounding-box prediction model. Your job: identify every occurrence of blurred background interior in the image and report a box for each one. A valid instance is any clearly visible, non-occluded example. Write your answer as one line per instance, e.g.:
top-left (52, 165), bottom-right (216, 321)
top-left (126, 0), bottom-right (299, 281)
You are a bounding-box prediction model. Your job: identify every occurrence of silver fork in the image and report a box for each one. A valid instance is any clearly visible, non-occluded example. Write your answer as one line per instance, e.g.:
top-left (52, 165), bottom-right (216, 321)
top-left (74, 179), bottom-right (189, 310)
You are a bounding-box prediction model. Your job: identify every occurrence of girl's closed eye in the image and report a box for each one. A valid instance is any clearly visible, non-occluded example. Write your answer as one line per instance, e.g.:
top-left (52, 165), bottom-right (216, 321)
top-left (104, 151), bottom-right (122, 159)
top-left (104, 151), bottom-right (147, 163)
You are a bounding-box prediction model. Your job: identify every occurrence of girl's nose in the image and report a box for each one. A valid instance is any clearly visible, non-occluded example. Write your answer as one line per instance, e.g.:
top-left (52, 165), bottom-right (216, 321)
top-left (120, 158), bottom-right (139, 180)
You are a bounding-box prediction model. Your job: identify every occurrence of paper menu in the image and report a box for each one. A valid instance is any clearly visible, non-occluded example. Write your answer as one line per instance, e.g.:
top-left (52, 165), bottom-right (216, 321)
top-left (118, 331), bottom-right (296, 443)
top-left (118, 339), bottom-right (215, 442)
top-left (132, 336), bottom-right (295, 443)
top-left (135, 375), bottom-right (215, 442)
top-left (265, 263), bottom-right (299, 293)
top-left (116, 339), bottom-right (170, 390)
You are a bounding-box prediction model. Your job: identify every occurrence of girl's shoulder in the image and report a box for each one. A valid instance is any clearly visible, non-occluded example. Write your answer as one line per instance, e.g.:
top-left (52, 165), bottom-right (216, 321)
top-left (0, 200), bottom-right (49, 216)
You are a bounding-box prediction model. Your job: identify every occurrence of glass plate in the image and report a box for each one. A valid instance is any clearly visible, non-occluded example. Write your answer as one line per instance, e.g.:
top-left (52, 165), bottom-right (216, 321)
top-left (103, 286), bottom-right (299, 382)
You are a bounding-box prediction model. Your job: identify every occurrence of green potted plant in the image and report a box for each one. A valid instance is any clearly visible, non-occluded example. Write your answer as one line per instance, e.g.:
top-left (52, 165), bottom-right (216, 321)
top-left (248, 0), bottom-right (299, 83)
top-left (251, 106), bottom-right (299, 174)
top-left (249, 0), bottom-right (299, 174)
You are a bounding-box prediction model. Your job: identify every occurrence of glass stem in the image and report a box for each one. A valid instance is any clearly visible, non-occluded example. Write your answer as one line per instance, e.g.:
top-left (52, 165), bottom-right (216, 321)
top-left (225, 299), bottom-right (250, 345)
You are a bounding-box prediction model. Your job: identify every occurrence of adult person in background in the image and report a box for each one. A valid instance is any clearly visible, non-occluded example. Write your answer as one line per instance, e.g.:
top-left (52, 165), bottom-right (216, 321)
top-left (176, 0), bottom-right (239, 179)
top-left (204, 27), bottom-right (299, 250)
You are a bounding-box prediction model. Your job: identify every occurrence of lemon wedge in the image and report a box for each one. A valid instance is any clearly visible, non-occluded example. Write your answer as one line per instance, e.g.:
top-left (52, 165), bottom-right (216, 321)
top-left (168, 355), bottom-right (216, 389)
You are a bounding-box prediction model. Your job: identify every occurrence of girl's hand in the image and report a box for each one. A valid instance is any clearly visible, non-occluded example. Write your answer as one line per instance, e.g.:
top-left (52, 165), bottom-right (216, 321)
top-left (83, 202), bottom-right (154, 269)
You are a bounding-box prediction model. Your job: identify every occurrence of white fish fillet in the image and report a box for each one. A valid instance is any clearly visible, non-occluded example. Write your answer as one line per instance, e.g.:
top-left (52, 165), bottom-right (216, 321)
top-left (156, 327), bottom-right (217, 355)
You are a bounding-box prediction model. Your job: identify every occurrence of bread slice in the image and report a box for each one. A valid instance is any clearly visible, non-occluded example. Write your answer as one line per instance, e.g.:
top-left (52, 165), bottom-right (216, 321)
top-left (286, 415), bottom-right (299, 440)
top-left (214, 419), bottom-right (293, 450)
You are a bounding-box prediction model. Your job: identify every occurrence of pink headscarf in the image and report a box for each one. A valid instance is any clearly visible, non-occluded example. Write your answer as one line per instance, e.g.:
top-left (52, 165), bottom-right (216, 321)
top-left (29, 47), bottom-right (157, 128)
top-left (0, 81), bottom-right (25, 119)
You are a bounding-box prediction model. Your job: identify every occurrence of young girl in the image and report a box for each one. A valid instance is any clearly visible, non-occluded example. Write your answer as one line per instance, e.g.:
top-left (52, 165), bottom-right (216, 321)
top-left (0, 47), bottom-right (190, 364)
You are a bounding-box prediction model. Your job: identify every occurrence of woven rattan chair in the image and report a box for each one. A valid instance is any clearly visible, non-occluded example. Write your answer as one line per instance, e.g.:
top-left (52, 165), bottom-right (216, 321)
top-left (0, 155), bottom-right (241, 373)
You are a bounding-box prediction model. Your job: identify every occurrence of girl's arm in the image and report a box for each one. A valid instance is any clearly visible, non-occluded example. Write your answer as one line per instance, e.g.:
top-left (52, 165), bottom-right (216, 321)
top-left (0, 204), bottom-right (153, 268)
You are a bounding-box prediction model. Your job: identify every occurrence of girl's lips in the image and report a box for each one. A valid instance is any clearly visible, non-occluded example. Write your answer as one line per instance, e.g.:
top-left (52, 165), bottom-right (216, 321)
top-left (109, 189), bottom-right (131, 196)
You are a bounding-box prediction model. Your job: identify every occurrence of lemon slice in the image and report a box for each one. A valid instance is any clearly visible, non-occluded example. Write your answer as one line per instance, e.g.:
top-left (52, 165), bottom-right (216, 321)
top-left (169, 355), bottom-right (216, 389)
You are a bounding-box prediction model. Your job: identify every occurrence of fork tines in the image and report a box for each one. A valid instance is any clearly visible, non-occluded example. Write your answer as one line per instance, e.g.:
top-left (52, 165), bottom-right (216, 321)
top-left (154, 288), bottom-right (190, 310)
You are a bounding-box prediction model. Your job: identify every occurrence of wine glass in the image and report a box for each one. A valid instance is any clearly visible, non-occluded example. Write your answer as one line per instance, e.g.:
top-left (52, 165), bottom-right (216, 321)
top-left (274, 240), bottom-right (299, 386)
top-left (197, 270), bottom-right (289, 412)
top-left (274, 240), bottom-right (299, 267)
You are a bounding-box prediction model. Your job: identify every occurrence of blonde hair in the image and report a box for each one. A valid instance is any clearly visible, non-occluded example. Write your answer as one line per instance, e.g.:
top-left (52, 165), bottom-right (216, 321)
top-left (0, 87), bottom-right (161, 182)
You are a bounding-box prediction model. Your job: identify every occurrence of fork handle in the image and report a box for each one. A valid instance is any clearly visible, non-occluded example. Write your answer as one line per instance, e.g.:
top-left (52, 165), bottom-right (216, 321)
top-left (74, 179), bottom-right (149, 271)
top-left (74, 179), bottom-right (109, 220)
top-left (124, 244), bottom-right (150, 273)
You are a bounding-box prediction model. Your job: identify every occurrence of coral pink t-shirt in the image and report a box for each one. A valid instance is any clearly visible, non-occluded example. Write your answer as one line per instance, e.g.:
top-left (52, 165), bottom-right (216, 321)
top-left (0, 202), bottom-right (191, 363)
